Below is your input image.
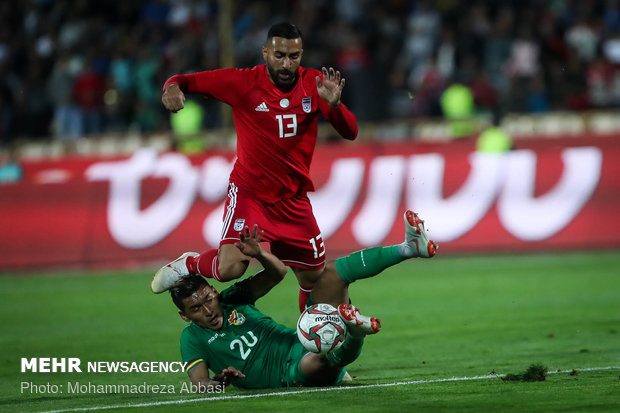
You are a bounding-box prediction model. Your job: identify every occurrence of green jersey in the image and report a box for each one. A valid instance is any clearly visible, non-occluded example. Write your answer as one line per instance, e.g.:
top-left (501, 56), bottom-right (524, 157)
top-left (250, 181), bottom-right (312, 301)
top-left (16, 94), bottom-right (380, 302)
top-left (180, 279), bottom-right (307, 388)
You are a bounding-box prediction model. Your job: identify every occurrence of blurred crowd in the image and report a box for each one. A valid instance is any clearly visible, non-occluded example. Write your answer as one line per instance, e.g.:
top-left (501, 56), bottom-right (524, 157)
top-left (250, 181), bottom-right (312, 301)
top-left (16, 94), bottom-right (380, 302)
top-left (1, 0), bottom-right (620, 146)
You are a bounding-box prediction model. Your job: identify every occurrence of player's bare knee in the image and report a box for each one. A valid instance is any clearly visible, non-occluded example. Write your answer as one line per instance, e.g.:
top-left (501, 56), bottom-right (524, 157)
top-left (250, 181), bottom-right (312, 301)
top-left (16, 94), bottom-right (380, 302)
top-left (300, 353), bottom-right (341, 385)
top-left (311, 358), bottom-right (342, 385)
top-left (324, 260), bottom-right (337, 276)
top-left (217, 244), bottom-right (250, 281)
top-left (293, 267), bottom-right (323, 286)
top-left (315, 260), bottom-right (345, 286)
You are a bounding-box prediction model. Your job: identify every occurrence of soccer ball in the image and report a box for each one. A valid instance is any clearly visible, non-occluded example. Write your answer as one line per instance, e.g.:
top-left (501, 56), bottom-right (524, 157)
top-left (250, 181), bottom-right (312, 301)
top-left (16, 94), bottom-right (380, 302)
top-left (296, 303), bottom-right (347, 354)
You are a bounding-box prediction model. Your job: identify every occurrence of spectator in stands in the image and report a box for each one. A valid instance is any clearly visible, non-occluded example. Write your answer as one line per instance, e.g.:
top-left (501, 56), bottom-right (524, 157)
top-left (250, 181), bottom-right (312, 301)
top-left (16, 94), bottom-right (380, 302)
top-left (73, 56), bottom-right (106, 136)
top-left (48, 50), bottom-right (81, 140)
top-left (3, 0), bottom-right (620, 141)
top-left (0, 62), bottom-right (18, 144)
top-left (21, 60), bottom-right (53, 138)
top-left (0, 144), bottom-right (23, 183)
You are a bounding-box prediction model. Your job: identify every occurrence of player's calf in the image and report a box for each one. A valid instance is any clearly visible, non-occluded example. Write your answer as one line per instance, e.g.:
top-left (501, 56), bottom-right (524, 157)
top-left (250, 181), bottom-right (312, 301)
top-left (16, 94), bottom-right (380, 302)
top-left (216, 244), bottom-right (250, 281)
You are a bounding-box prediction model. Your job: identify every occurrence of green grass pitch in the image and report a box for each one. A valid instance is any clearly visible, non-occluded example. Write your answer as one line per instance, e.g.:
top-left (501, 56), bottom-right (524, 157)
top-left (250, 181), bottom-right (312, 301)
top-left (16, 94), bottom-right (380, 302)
top-left (1, 251), bottom-right (619, 412)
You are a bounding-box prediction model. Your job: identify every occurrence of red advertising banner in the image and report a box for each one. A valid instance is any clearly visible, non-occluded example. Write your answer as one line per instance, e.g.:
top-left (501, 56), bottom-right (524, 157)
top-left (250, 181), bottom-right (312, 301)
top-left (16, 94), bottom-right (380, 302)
top-left (1, 135), bottom-right (619, 270)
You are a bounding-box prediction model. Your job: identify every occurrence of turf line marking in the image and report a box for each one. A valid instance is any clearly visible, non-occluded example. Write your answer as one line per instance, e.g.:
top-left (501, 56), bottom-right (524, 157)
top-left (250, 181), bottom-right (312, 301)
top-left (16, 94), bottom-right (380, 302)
top-left (40, 366), bottom-right (620, 413)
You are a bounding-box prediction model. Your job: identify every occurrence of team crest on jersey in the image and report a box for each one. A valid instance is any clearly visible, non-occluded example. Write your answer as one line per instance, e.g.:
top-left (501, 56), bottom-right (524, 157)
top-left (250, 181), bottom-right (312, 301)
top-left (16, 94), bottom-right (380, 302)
top-left (228, 310), bottom-right (246, 326)
top-left (233, 218), bottom-right (245, 232)
top-left (302, 97), bottom-right (312, 113)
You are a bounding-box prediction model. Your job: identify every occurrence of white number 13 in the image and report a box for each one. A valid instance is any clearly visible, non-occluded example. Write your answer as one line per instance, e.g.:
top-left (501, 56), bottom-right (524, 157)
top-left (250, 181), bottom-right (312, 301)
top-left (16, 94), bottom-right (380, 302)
top-left (309, 234), bottom-right (325, 259)
top-left (276, 114), bottom-right (297, 138)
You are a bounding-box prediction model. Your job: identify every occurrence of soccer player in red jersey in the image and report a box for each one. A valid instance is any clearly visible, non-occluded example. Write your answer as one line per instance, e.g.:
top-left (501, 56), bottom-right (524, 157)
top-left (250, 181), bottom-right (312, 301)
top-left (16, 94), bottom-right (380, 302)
top-left (153, 23), bottom-right (358, 311)
top-left (165, 211), bottom-right (437, 391)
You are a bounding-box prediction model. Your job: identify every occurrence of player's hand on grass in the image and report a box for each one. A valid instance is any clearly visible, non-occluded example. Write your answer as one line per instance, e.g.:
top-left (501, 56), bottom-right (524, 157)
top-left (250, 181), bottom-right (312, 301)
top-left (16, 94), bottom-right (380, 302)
top-left (162, 83), bottom-right (186, 113)
top-left (235, 224), bottom-right (264, 257)
top-left (212, 366), bottom-right (245, 386)
top-left (316, 66), bottom-right (345, 108)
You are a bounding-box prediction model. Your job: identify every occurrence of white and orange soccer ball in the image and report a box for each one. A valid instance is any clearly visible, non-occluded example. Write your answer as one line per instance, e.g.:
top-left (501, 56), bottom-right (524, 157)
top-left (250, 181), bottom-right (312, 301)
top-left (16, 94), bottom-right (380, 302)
top-left (296, 303), bottom-right (347, 354)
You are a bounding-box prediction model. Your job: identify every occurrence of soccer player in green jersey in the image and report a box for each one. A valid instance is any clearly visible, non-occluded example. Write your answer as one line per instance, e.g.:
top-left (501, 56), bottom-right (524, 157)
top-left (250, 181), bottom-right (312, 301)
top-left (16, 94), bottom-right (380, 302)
top-left (166, 211), bottom-right (437, 391)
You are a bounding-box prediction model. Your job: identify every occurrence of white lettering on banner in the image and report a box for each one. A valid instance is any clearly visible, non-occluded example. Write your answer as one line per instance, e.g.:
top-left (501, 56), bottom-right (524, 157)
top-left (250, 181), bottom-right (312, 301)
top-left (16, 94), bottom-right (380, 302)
top-left (86, 149), bottom-right (199, 249)
top-left (199, 157), bottom-right (234, 247)
top-left (352, 156), bottom-right (406, 246)
top-left (203, 199), bottom-right (227, 247)
top-left (198, 156), bottom-right (235, 202)
top-left (308, 158), bottom-right (365, 239)
top-left (497, 147), bottom-right (602, 240)
top-left (406, 152), bottom-right (507, 242)
top-left (87, 147), bottom-right (602, 250)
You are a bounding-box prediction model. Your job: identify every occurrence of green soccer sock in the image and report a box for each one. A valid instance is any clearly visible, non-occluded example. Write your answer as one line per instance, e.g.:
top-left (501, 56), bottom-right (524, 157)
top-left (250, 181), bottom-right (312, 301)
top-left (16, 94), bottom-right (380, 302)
top-left (326, 336), bottom-right (364, 367)
top-left (334, 245), bottom-right (405, 284)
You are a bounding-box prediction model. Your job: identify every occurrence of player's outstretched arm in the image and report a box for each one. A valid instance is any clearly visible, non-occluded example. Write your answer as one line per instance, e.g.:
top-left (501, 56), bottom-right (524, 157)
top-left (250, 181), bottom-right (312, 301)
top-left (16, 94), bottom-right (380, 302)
top-left (316, 66), bottom-right (358, 140)
top-left (187, 363), bottom-right (245, 392)
top-left (235, 225), bottom-right (287, 300)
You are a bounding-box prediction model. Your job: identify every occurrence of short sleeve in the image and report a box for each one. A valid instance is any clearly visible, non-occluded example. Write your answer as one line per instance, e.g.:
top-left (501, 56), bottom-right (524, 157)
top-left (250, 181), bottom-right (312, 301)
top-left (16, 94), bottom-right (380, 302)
top-left (180, 327), bottom-right (207, 372)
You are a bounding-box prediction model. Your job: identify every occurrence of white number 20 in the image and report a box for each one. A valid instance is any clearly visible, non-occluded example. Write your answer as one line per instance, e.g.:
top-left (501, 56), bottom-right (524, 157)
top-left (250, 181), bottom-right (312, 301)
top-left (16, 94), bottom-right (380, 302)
top-left (230, 331), bottom-right (258, 360)
top-left (276, 114), bottom-right (297, 138)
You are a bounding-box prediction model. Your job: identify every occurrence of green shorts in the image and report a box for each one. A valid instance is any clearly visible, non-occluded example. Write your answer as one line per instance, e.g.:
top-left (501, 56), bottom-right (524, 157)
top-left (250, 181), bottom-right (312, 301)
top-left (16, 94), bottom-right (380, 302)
top-left (283, 342), bottom-right (347, 387)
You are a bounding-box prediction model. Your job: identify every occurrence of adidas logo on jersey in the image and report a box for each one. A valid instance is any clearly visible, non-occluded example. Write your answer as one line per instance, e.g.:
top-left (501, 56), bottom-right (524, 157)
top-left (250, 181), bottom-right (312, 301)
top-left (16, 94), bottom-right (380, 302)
top-left (255, 102), bottom-right (269, 112)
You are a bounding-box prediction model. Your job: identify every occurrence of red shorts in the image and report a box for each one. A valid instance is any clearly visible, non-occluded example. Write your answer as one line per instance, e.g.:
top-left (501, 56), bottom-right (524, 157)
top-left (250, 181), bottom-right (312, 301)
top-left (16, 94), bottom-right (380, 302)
top-left (220, 183), bottom-right (326, 270)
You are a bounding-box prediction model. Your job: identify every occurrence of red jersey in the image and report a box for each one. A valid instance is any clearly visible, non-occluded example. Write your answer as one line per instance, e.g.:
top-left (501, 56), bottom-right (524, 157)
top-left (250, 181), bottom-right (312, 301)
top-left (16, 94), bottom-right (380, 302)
top-left (164, 65), bottom-right (358, 203)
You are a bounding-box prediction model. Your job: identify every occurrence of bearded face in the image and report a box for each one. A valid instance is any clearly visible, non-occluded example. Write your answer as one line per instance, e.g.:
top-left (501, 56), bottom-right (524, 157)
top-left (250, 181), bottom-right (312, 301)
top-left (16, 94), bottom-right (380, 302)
top-left (267, 64), bottom-right (297, 90)
top-left (263, 37), bottom-right (303, 92)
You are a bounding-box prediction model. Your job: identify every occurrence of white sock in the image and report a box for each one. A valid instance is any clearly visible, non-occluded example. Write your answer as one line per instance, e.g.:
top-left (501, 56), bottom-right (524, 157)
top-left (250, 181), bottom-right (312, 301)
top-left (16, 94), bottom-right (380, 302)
top-left (398, 241), bottom-right (415, 258)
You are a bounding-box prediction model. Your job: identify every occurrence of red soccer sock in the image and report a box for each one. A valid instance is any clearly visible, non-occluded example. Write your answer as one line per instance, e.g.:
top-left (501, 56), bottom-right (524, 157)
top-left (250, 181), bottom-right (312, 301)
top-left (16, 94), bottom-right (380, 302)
top-left (298, 285), bottom-right (314, 313)
top-left (187, 249), bottom-right (223, 282)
